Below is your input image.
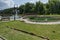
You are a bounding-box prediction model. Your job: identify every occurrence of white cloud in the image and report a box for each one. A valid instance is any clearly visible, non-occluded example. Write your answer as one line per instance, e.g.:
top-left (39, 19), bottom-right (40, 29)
top-left (29, 0), bottom-right (48, 4)
top-left (0, 0), bottom-right (14, 10)
top-left (30, 0), bottom-right (39, 3)
top-left (40, 0), bottom-right (48, 4)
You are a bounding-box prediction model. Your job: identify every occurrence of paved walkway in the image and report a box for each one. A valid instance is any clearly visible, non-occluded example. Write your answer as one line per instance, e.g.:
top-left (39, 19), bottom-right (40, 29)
top-left (20, 18), bottom-right (60, 24)
top-left (0, 38), bottom-right (3, 40)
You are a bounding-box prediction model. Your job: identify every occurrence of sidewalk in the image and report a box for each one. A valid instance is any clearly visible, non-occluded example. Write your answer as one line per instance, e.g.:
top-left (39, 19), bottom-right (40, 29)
top-left (20, 18), bottom-right (60, 24)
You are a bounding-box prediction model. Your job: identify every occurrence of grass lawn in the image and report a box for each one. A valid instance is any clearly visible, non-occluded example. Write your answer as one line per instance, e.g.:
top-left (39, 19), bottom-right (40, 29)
top-left (0, 21), bottom-right (60, 40)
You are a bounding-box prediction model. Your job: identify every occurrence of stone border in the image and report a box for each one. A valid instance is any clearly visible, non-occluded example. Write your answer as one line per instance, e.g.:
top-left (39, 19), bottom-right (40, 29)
top-left (20, 18), bottom-right (60, 24)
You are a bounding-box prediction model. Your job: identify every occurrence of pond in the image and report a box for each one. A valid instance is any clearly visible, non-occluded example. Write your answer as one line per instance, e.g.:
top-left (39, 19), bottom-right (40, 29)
top-left (0, 15), bottom-right (21, 21)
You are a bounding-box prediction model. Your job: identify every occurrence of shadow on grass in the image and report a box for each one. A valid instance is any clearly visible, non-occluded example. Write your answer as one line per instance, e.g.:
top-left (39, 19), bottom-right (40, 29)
top-left (6, 26), bottom-right (49, 40)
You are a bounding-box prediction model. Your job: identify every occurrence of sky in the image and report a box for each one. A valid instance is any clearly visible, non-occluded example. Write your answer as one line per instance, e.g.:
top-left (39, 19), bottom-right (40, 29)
top-left (0, 0), bottom-right (48, 10)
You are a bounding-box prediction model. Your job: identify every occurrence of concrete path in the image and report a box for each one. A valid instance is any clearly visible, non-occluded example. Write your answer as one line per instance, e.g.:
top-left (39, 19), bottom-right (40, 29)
top-left (20, 18), bottom-right (60, 24)
top-left (0, 38), bottom-right (3, 40)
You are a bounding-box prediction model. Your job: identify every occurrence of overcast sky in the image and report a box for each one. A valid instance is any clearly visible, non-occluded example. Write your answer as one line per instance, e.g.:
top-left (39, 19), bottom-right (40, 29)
top-left (0, 0), bottom-right (48, 10)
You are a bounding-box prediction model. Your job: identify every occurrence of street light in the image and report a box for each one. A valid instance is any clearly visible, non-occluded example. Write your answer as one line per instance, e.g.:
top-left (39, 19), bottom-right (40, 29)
top-left (13, 4), bottom-right (19, 20)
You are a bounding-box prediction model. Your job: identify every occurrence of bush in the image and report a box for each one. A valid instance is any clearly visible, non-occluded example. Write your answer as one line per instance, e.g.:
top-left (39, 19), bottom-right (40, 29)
top-left (29, 16), bottom-right (35, 19)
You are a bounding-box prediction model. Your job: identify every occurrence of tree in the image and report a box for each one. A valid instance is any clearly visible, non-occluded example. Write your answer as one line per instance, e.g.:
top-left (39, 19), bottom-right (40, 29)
top-left (24, 2), bottom-right (35, 14)
top-left (48, 0), bottom-right (60, 15)
top-left (1, 8), bottom-right (14, 16)
top-left (1, 0), bottom-right (60, 15)
top-left (19, 5), bottom-right (25, 14)
top-left (35, 1), bottom-right (45, 15)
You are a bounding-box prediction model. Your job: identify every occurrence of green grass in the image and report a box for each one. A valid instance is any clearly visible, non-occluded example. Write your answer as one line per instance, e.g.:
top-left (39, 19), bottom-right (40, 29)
top-left (0, 21), bottom-right (60, 40)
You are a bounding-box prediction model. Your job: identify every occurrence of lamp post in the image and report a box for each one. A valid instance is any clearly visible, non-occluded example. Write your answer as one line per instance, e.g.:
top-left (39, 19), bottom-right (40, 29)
top-left (14, 5), bottom-right (16, 21)
top-left (14, 4), bottom-right (19, 20)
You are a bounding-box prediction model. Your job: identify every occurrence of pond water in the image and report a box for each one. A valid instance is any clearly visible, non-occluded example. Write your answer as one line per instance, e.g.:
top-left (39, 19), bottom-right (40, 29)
top-left (0, 15), bottom-right (21, 20)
